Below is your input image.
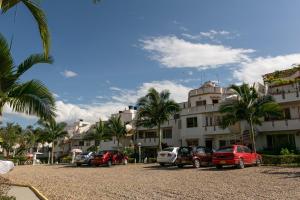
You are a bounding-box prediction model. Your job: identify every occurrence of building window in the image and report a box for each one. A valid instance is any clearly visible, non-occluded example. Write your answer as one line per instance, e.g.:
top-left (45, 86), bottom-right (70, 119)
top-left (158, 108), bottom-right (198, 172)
top-left (283, 108), bottom-right (291, 119)
top-left (196, 100), bottom-right (206, 106)
top-left (145, 132), bottom-right (157, 138)
top-left (138, 131), bottom-right (144, 139)
top-left (186, 117), bottom-right (198, 128)
top-left (85, 141), bottom-right (90, 146)
top-left (79, 141), bottom-right (84, 146)
top-left (266, 134), bottom-right (295, 150)
top-left (212, 99), bottom-right (219, 104)
top-left (163, 129), bottom-right (172, 139)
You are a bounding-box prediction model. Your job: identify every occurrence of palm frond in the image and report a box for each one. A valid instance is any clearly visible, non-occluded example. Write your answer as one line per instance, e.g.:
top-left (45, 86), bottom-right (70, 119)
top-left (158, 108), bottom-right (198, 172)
top-left (8, 80), bottom-right (56, 121)
top-left (0, 33), bottom-right (13, 76)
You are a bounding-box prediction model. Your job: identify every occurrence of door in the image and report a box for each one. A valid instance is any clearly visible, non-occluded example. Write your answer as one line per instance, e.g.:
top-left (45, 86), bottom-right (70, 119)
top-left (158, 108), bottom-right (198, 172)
top-left (242, 146), bottom-right (252, 164)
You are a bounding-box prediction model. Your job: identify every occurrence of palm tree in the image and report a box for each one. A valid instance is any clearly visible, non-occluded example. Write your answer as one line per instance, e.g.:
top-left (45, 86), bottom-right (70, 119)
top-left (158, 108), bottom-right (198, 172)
top-left (37, 120), bottom-right (67, 164)
top-left (0, 33), bottom-right (55, 121)
top-left (84, 119), bottom-right (111, 152)
top-left (219, 83), bottom-right (282, 153)
top-left (0, 123), bottom-right (22, 157)
top-left (107, 115), bottom-right (126, 149)
top-left (136, 88), bottom-right (180, 151)
top-left (1, 0), bottom-right (50, 57)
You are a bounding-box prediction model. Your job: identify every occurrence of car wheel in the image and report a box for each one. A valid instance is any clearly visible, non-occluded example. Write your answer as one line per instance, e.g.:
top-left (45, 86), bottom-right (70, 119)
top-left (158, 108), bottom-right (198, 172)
top-left (159, 163), bottom-right (165, 167)
top-left (107, 160), bottom-right (112, 167)
top-left (194, 159), bottom-right (201, 168)
top-left (88, 160), bottom-right (92, 166)
top-left (216, 165), bottom-right (222, 169)
top-left (237, 158), bottom-right (245, 169)
top-left (177, 164), bottom-right (184, 168)
top-left (255, 158), bottom-right (262, 167)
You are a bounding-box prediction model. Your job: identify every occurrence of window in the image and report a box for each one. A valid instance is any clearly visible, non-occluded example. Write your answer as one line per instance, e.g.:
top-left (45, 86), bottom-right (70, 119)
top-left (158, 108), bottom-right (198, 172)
top-left (242, 146), bottom-right (251, 153)
top-left (283, 108), bottom-right (291, 119)
top-left (138, 132), bottom-right (144, 139)
top-left (237, 146), bottom-right (243, 153)
top-left (163, 129), bottom-right (172, 139)
top-left (145, 132), bottom-right (157, 138)
top-left (186, 117), bottom-right (198, 128)
top-left (79, 141), bottom-right (84, 146)
top-left (85, 141), bottom-right (90, 146)
top-left (212, 99), bottom-right (219, 104)
top-left (196, 100), bottom-right (206, 106)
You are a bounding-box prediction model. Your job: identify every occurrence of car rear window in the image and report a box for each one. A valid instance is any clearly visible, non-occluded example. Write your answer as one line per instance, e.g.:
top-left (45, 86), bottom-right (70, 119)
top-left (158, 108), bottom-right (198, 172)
top-left (162, 147), bottom-right (174, 152)
top-left (215, 146), bottom-right (233, 153)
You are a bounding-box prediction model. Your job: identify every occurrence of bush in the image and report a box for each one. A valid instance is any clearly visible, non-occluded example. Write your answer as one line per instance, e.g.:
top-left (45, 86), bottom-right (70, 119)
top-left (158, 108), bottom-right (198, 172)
top-left (61, 155), bottom-right (72, 163)
top-left (262, 155), bottom-right (300, 165)
top-left (148, 158), bottom-right (157, 163)
top-left (127, 158), bottom-right (136, 163)
top-left (0, 196), bottom-right (16, 200)
top-left (123, 147), bottom-right (134, 156)
top-left (12, 155), bottom-right (27, 165)
top-left (280, 148), bottom-right (295, 155)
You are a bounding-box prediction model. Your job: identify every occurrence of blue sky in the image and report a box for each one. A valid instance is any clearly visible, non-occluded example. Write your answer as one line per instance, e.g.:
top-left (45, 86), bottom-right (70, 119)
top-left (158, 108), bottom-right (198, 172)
top-left (1, 0), bottom-right (300, 126)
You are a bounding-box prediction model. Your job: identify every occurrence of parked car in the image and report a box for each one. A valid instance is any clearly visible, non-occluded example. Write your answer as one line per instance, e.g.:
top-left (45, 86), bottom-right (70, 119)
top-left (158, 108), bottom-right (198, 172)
top-left (75, 152), bottom-right (95, 166)
top-left (157, 147), bottom-right (179, 166)
top-left (91, 150), bottom-right (128, 167)
top-left (212, 145), bottom-right (262, 169)
top-left (176, 146), bottom-right (214, 168)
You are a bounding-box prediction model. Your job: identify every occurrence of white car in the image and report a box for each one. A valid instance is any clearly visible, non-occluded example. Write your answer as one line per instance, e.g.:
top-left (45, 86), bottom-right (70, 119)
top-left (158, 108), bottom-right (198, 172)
top-left (157, 147), bottom-right (179, 166)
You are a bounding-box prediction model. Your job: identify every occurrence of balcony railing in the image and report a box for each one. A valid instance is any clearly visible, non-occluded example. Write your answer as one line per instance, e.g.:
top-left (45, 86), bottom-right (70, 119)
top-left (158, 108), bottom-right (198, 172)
top-left (203, 126), bottom-right (230, 135)
top-left (181, 104), bottom-right (220, 115)
top-left (257, 119), bottom-right (300, 132)
top-left (189, 87), bottom-right (222, 96)
top-left (135, 138), bottom-right (173, 146)
top-left (271, 91), bottom-right (300, 103)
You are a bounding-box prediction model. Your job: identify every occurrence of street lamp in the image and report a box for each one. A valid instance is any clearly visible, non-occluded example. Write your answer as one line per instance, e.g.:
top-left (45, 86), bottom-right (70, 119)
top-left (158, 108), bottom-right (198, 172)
top-left (138, 142), bottom-right (141, 163)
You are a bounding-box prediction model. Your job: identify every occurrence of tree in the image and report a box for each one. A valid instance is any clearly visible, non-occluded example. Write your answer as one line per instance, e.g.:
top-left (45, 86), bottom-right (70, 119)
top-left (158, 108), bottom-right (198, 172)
top-left (107, 115), bottom-right (126, 149)
top-left (219, 83), bottom-right (282, 153)
top-left (0, 123), bottom-right (22, 157)
top-left (1, 0), bottom-right (50, 57)
top-left (0, 33), bottom-right (55, 122)
top-left (136, 88), bottom-right (180, 151)
top-left (37, 120), bottom-right (67, 164)
top-left (84, 119), bottom-right (111, 152)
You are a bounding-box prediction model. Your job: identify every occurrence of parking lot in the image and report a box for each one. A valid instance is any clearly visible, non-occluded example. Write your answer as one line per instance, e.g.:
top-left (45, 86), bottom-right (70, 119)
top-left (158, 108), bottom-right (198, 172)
top-left (2, 164), bottom-right (300, 200)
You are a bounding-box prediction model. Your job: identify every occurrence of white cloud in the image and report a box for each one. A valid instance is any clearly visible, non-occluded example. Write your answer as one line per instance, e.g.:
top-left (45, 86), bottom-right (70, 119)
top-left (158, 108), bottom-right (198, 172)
top-left (233, 53), bottom-right (300, 83)
top-left (182, 30), bottom-right (233, 41)
top-left (109, 86), bottom-right (122, 91)
top-left (61, 70), bottom-right (78, 78)
top-left (141, 36), bottom-right (254, 69)
top-left (52, 93), bottom-right (59, 98)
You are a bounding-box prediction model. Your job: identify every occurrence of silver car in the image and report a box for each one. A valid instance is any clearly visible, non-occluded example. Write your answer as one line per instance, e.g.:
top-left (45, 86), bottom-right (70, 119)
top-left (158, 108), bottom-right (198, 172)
top-left (75, 152), bottom-right (95, 166)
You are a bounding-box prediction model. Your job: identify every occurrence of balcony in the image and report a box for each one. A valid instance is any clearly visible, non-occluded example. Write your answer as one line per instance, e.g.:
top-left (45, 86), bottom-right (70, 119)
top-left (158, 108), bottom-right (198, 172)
top-left (203, 126), bottom-right (231, 135)
top-left (272, 92), bottom-right (300, 103)
top-left (257, 119), bottom-right (300, 132)
top-left (181, 104), bottom-right (220, 115)
top-left (189, 87), bottom-right (222, 96)
top-left (135, 138), bottom-right (173, 147)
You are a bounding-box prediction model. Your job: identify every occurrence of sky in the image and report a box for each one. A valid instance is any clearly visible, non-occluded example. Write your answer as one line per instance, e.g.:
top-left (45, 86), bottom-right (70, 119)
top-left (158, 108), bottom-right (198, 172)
top-left (1, 0), bottom-right (300, 126)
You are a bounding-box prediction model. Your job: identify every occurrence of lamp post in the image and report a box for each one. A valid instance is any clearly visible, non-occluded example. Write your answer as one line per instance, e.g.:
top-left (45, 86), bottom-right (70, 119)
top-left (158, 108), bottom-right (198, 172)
top-left (138, 142), bottom-right (141, 163)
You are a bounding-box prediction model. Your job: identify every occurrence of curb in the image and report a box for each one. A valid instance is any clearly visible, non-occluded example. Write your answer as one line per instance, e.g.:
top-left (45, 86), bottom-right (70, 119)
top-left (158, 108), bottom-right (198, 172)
top-left (4, 183), bottom-right (48, 200)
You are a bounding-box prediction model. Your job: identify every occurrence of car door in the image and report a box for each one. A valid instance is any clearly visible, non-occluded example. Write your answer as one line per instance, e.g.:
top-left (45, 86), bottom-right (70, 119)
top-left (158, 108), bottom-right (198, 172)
top-left (242, 146), bottom-right (252, 164)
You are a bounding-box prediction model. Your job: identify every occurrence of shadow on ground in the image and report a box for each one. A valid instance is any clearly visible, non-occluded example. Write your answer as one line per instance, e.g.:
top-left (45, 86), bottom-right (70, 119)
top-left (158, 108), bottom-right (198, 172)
top-left (261, 169), bottom-right (300, 179)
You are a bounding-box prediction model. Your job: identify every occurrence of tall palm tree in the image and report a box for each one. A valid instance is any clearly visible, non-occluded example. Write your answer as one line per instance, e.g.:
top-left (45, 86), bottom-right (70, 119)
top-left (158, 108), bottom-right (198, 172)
top-left (219, 83), bottom-right (282, 153)
top-left (0, 33), bottom-right (55, 121)
top-left (37, 120), bottom-right (67, 164)
top-left (84, 119), bottom-right (111, 152)
top-left (136, 88), bottom-right (180, 151)
top-left (107, 115), bottom-right (126, 149)
top-left (1, 0), bottom-right (50, 57)
top-left (0, 123), bottom-right (22, 157)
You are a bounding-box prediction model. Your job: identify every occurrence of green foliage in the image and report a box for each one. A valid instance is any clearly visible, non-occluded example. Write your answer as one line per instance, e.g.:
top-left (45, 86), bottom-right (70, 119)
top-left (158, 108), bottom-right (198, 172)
top-left (0, 196), bottom-right (16, 200)
top-left (136, 88), bottom-right (180, 150)
top-left (0, 34), bottom-right (55, 121)
top-left (280, 148), bottom-right (295, 155)
top-left (123, 147), bottom-right (134, 156)
top-left (107, 115), bottom-right (126, 148)
top-left (87, 145), bottom-right (98, 152)
top-left (61, 155), bottom-right (72, 163)
top-left (262, 155), bottom-right (300, 165)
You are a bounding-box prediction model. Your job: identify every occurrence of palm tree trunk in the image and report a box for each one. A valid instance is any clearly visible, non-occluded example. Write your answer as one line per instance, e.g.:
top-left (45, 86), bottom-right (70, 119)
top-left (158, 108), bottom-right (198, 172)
top-left (51, 143), bottom-right (54, 164)
top-left (157, 124), bottom-right (162, 151)
top-left (249, 118), bottom-right (257, 154)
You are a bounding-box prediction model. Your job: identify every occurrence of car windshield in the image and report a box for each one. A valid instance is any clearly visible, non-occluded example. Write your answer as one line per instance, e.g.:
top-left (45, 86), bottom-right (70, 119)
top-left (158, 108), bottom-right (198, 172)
top-left (162, 147), bottom-right (174, 152)
top-left (215, 146), bottom-right (233, 153)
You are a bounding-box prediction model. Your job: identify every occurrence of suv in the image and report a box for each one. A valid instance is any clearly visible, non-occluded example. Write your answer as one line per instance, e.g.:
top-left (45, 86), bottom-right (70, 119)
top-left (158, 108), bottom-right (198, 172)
top-left (91, 150), bottom-right (128, 167)
top-left (75, 152), bottom-right (95, 166)
top-left (212, 145), bottom-right (262, 169)
top-left (176, 146), bottom-right (214, 168)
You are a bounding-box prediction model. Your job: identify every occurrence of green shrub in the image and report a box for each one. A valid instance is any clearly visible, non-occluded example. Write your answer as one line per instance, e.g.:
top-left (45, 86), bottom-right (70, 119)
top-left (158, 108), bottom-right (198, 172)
top-left (0, 196), bottom-right (16, 200)
top-left (262, 155), bottom-right (300, 165)
top-left (280, 148), bottom-right (295, 155)
top-left (61, 155), bottom-right (72, 163)
top-left (148, 158), bottom-right (157, 163)
top-left (127, 158), bottom-right (136, 163)
top-left (123, 147), bottom-right (134, 156)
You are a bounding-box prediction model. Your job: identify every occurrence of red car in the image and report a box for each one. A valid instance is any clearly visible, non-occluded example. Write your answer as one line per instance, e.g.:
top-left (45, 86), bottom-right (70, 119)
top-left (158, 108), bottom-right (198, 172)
top-left (212, 145), bottom-right (262, 169)
top-left (91, 150), bottom-right (128, 167)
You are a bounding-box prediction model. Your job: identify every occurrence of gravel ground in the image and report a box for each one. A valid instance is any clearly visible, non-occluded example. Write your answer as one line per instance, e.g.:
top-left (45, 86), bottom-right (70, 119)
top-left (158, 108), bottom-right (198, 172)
top-left (2, 164), bottom-right (300, 200)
